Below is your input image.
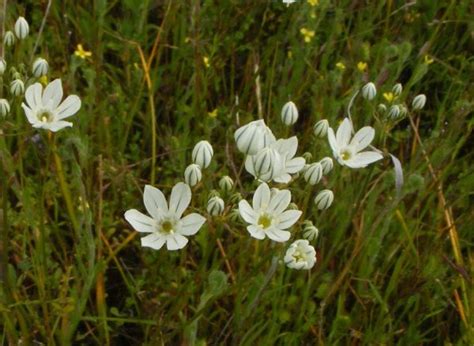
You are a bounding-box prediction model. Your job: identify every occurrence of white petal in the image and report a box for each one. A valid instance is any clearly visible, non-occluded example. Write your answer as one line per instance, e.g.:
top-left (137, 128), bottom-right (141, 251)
top-left (238, 200), bottom-right (257, 224)
top-left (42, 79), bottom-right (63, 109)
top-left (166, 234), bottom-right (188, 250)
top-left (350, 126), bottom-right (375, 152)
top-left (43, 121), bottom-right (73, 132)
top-left (247, 225), bottom-right (265, 239)
top-left (273, 173), bottom-right (292, 184)
top-left (140, 234), bottom-right (166, 250)
top-left (55, 95), bottom-right (81, 120)
top-left (268, 190), bottom-right (291, 215)
top-left (272, 137), bottom-right (297, 158)
top-left (328, 127), bottom-right (338, 152)
top-left (143, 185), bottom-right (168, 220)
top-left (345, 151), bottom-right (383, 168)
top-left (252, 182), bottom-right (270, 210)
top-left (266, 228), bottom-right (290, 242)
top-left (169, 182), bottom-right (191, 218)
top-left (179, 213), bottom-right (206, 235)
top-left (244, 155), bottom-right (256, 177)
top-left (278, 210), bottom-right (302, 229)
top-left (336, 118), bottom-right (352, 147)
top-left (285, 157), bottom-right (305, 174)
top-left (25, 83), bottom-right (43, 109)
top-left (124, 209), bottom-right (155, 233)
top-left (22, 104), bottom-right (39, 125)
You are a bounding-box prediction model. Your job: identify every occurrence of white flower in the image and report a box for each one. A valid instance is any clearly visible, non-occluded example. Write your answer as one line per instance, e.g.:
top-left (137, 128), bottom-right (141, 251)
top-left (10, 79), bottom-right (24, 96)
top-left (238, 182), bottom-right (302, 242)
top-left (124, 183), bottom-right (206, 251)
top-left (245, 147), bottom-right (283, 182)
top-left (304, 163), bottom-right (323, 185)
top-left (219, 176), bottom-right (234, 192)
top-left (270, 136), bottom-right (306, 183)
top-left (0, 59), bottom-right (6, 74)
top-left (283, 0), bottom-right (297, 5)
top-left (0, 99), bottom-right (10, 117)
top-left (328, 118), bottom-right (383, 168)
top-left (207, 196), bottom-right (225, 216)
top-left (234, 119), bottom-right (276, 155)
top-left (4, 31), bottom-right (15, 46)
top-left (361, 82), bottom-right (377, 100)
top-left (313, 119), bottom-right (329, 138)
top-left (314, 189), bottom-right (334, 210)
top-left (32, 58), bottom-right (49, 77)
top-left (392, 83), bottom-right (403, 96)
top-left (319, 157), bottom-right (333, 174)
top-left (281, 101), bottom-right (298, 126)
top-left (412, 94), bottom-right (426, 110)
top-left (192, 140), bottom-right (213, 168)
top-left (284, 239), bottom-right (317, 270)
top-left (184, 164), bottom-right (202, 187)
top-left (14, 16), bottom-right (29, 39)
top-left (22, 79), bottom-right (81, 132)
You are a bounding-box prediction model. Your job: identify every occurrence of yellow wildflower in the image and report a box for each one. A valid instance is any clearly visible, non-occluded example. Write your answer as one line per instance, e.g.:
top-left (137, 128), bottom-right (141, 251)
top-left (357, 61), bottom-right (368, 72)
top-left (336, 62), bottom-right (346, 70)
top-left (307, 0), bottom-right (319, 6)
top-left (300, 28), bottom-right (315, 43)
top-left (203, 56), bottom-right (210, 68)
top-left (208, 109), bottom-right (218, 118)
top-left (74, 44), bottom-right (92, 59)
top-left (424, 55), bottom-right (434, 65)
top-left (383, 92), bottom-right (395, 103)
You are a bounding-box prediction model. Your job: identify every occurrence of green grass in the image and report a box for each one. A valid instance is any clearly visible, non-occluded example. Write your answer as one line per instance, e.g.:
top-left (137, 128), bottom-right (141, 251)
top-left (0, 0), bottom-right (473, 344)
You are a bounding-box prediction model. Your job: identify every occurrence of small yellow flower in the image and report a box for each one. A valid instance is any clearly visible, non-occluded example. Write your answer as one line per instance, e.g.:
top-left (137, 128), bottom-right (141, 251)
top-left (208, 109), bottom-right (218, 118)
top-left (203, 56), bottom-right (210, 68)
top-left (74, 44), bottom-right (92, 59)
top-left (383, 92), bottom-right (395, 103)
top-left (307, 0), bottom-right (319, 6)
top-left (424, 55), bottom-right (434, 65)
top-left (357, 61), bottom-right (368, 72)
top-left (300, 28), bottom-right (315, 43)
top-left (39, 75), bottom-right (48, 86)
top-left (287, 50), bottom-right (293, 59)
top-left (336, 62), bottom-right (346, 70)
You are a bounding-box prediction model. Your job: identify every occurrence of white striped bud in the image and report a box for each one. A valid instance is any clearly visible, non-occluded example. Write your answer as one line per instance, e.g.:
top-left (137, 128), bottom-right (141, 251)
top-left (219, 176), bottom-right (234, 192)
top-left (392, 83), bottom-right (403, 96)
top-left (302, 221), bottom-right (319, 241)
top-left (388, 105), bottom-right (400, 119)
top-left (319, 157), bottom-right (333, 174)
top-left (234, 119), bottom-right (276, 155)
top-left (184, 164), bottom-right (202, 187)
top-left (314, 189), bottom-right (334, 210)
top-left (304, 163), bottom-right (323, 185)
top-left (14, 16), bottom-right (29, 39)
top-left (0, 59), bottom-right (6, 75)
top-left (362, 82), bottom-right (377, 100)
top-left (412, 94), bottom-right (426, 110)
top-left (4, 31), bottom-right (15, 46)
top-left (10, 79), bottom-right (24, 96)
top-left (32, 58), bottom-right (49, 77)
top-left (207, 196), bottom-right (225, 216)
top-left (245, 147), bottom-right (283, 182)
top-left (281, 101), bottom-right (298, 126)
top-left (192, 140), bottom-right (213, 168)
top-left (0, 99), bottom-right (10, 117)
top-left (313, 119), bottom-right (329, 138)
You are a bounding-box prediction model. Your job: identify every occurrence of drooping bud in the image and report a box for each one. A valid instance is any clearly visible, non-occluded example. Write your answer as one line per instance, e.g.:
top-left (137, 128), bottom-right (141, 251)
top-left (281, 101), bottom-right (298, 126)
top-left (207, 196), bottom-right (225, 216)
top-left (32, 58), bottom-right (49, 77)
top-left (10, 79), bottom-right (25, 96)
top-left (184, 164), bottom-right (202, 187)
top-left (304, 162), bottom-right (323, 185)
top-left (302, 221), bottom-right (319, 241)
top-left (388, 105), bottom-right (401, 119)
top-left (313, 119), bottom-right (329, 138)
top-left (319, 157), bottom-right (333, 175)
top-left (0, 99), bottom-right (10, 117)
top-left (361, 82), bottom-right (377, 100)
top-left (412, 94), bottom-right (426, 110)
top-left (392, 83), bottom-right (403, 96)
top-left (192, 140), bottom-right (213, 168)
top-left (14, 16), bottom-right (29, 39)
top-left (234, 119), bottom-right (275, 155)
top-left (218, 176), bottom-right (234, 192)
top-left (314, 189), bottom-right (334, 210)
top-left (4, 31), bottom-right (15, 46)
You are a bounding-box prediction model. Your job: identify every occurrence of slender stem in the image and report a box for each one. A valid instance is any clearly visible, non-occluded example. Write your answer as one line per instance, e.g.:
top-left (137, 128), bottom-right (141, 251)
top-left (31, 0), bottom-right (52, 62)
top-left (0, 0), bottom-right (7, 59)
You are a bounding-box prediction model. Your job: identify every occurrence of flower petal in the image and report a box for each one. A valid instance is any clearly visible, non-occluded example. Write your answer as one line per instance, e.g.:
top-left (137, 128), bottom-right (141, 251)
top-left (268, 190), bottom-right (291, 215)
top-left (22, 104), bottom-right (39, 125)
top-left (25, 83), bottom-right (43, 109)
top-left (350, 126), bottom-right (375, 151)
top-left (238, 200), bottom-right (257, 224)
top-left (328, 127), bottom-right (338, 153)
top-left (273, 173), bottom-right (292, 184)
top-left (285, 157), bottom-right (305, 174)
top-left (278, 210), bottom-right (302, 229)
top-left (42, 79), bottom-right (63, 109)
top-left (336, 118), bottom-right (352, 147)
top-left (247, 225), bottom-right (265, 239)
top-left (180, 213), bottom-right (206, 236)
top-left (252, 182), bottom-right (271, 210)
top-left (169, 182), bottom-right (191, 218)
top-left (166, 234), bottom-right (188, 250)
top-left (42, 121), bottom-right (73, 132)
top-left (265, 228), bottom-right (290, 242)
top-left (143, 185), bottom-right (167, 220)
top-left (140, 233), bottom-right (166, 250)
top-left (345, 151), bottom-right (383, 168)
top-left (124, 209), bottom-right (155, 233)
top-left (55, 95), bottom-right (81, 120)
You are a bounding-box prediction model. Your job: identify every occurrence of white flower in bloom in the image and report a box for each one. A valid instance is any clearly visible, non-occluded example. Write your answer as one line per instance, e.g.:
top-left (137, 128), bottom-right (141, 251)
top-left (32, 58), bottom-right (49, 77)
top-left (270, 137), bottom-right (306, 183)
top-left (192, 140), bottom-right (213, 168)
top-left (14, 16), bottom-right (29, 39)
top-left (4, 31), bottom-right (15, 46)
top-left (245, 147), bottom-right (283, 182)
top-left (304, 163), bottom-right (323, 185)
top-left (22, 79), bottom-right (81, 132)
top-left (238, 182), bottom-right (302, 242)
top-left (234, 119), bottom-right (276, 155)
top-left (328, 118), bottom-right (383, 168)
top-left (281, 101), bottom-right (298, 126)
top-left (284, 239), bottom-right (317, 270)
top-left (412, 94), bottom-right (426, 110)
top-left (184, 164), bottom-right (202, 187)
top-left (314, 189), bottom-right (334, 210)
top-left (207, 196), bottom-right (225, 216)
top-left (362, 82), bottom-right (377, 100)
top-left (0, 99), bottom-right (10, 117)
top-left (124, 183), bottom-right (206, 251)
top-left (10, 79), bottom-right (24, 96)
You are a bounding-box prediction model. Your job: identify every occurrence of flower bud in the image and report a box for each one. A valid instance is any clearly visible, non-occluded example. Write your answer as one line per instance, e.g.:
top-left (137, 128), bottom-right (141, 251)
top-left (234, 119), bottom-right (275, 155)
top-left (288, 202), bottom-right (299, 210)
top-left (184, 164), bottom-right (202, 187)
top-left (388, 105), bottom-right (400, 119)
top-left (281, 101), bottom-right (298, 126)
top-left (412, 94), bottom-right (426, 110)
top-left (14, 16), bottom-right (29, 39)
top-left (392, 83), bottom-right (403, 96)
top-left (361, 82), bottom-right (376, 100)
top-left (302, 152), bottom-right (313, 162)
top-left (192, 140), bottom-right (213, 168)
top-left (32, 58), bottom-right (49, 77)
top-left (0, 59), bottom-right (6, 75)
top-left (10, 79), bottom-right (25, 96)
top-left (4, 31), bottom-right (15, 46)
top-left (314, 189), bottom-right (334, 210)
top-left (284, 239), bottom-right (317, 270)
top-left (313, 119), bottom-right (329, 138)
top-left (245, 147), bottom-right (283, 182)
top-left (219, 176), bottom-right (234, 192)
top-left (229, 208), bottom-right (242, 223)
top-left (377, 104), bottom-right (387, 113)
top-left (304, 163), bottom-right (323, 185)
top-left (399, 105), bottom-right (407, 117)
top-left (302, 221), bottom-right (319, 241)
top-left (0, 99), bottom-right (10, 117)
top-left (207, 196), bottom-right (225, 216)
top-left (319, 157), bottom-right (333, 174)
top-left (229, 192), bottom-right (242, 204)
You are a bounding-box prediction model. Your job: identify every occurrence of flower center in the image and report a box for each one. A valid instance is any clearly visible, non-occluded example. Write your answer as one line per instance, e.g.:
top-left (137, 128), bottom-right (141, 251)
top-left (159, 219), bottom-right (176, 234)
top-left (38, 110), bottom-right (53, 123)
top-left (293, 250), bottom-right (305, 262)
top-left (340, 147), bottom-right (353, 161)
top-left (258, 214), bottom-right (272, 229)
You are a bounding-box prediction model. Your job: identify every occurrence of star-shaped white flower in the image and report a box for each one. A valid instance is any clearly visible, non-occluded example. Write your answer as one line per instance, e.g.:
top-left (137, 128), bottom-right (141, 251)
top-left (270, 136), bottom-right (305, 183)
top-left (328, 118), bottom-right (383, 168)
top-left (238, 182), bottom-right (302, 242)
top-left (124, 182), bottom-right (206, 251)
top-left (284, 239), bottom-right (317, 270)
top-left (22, 79), bottom-right (81, 132)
